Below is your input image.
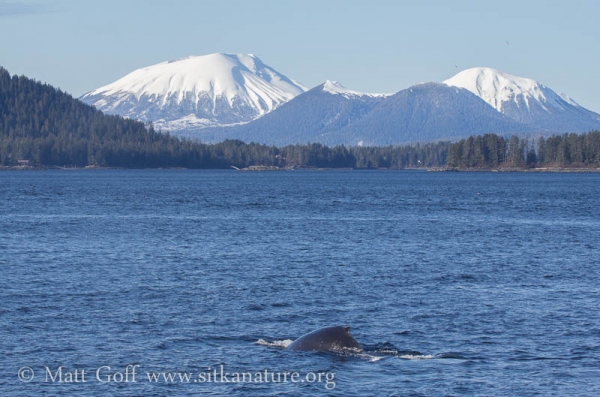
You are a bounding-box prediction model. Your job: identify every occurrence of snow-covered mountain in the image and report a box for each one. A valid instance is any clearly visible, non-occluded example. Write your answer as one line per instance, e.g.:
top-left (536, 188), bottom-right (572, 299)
top-left (196, 81), bottom-right (388, 144)
top-left (80, 53), bottom-right (307, 131)
top-left (195, 70), bottom-right (600, 146)
top-left (443, 67), bottom-right (600, 132)
top-left (200, 81), bottom-right (526, 146)
top-left (320, 83), bottom-right (527, 146)
top-left (82, 58), bottom-right (600, 145)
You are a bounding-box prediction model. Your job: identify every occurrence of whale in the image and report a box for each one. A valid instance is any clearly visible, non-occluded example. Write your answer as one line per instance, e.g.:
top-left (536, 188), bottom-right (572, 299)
top-left (286, 326), bottom-right (363, 352)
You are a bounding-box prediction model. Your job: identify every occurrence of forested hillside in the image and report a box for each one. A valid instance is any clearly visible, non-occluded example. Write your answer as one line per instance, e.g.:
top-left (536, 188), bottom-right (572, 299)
top-left (0, 66), bottom-right (214, 167)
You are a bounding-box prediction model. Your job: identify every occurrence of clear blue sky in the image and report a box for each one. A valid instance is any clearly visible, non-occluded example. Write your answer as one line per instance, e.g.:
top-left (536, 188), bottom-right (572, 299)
top-left (2, 0), bottom-right (600, 112)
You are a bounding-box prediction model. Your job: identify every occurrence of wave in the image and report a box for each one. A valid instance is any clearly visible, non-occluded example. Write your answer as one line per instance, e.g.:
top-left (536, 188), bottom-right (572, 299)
top-left (255, 339), bottom-right (293, 348)
top-left (257, 340), bottom-right (434, 360)
top-left (399, 354), bottom-right (434, 360)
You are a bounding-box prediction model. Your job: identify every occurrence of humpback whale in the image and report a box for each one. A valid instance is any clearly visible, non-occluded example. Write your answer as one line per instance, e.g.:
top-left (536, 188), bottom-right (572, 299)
top-left (287, 326), bottom-right (363, 352)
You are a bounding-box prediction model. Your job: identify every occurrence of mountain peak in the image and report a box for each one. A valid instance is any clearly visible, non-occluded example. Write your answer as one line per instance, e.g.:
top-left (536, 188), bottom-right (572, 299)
top-left (322, 80), bottom-right (353, 95)
top-left (443, 67), bottom-right (575, 112)
top-left (321, 80), bottom-right (391, 98)
top-left (80, 53), bottom-right (307, 130)
top-left (443, 67), bottom-right (600, 131)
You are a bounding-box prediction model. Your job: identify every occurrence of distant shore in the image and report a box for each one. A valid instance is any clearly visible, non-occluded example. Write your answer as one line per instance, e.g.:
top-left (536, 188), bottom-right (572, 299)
top-left (3, 165), bottom-right (600, 173)
top-left (436, 167), bottom-right (600, 173)
top-left (0, 165), bottom-right (117, 171)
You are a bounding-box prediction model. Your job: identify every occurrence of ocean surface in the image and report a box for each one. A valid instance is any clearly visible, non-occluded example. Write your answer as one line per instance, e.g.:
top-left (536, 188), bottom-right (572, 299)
top-left (1, 170), bottom-right (599, 396)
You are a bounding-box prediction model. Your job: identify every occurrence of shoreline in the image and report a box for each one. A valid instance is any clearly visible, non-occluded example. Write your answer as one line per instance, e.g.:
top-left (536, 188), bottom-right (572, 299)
top-left (436, 167), bottom-right (600, 173)
top-left (2, 166), bottom-right (600, 173)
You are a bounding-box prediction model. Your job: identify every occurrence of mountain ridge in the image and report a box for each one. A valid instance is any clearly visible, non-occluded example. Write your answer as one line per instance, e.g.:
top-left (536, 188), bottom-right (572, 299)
top-left (81, 56), bottom-right (600, 145)
top-left (193, 82), bottom-right (387, 144)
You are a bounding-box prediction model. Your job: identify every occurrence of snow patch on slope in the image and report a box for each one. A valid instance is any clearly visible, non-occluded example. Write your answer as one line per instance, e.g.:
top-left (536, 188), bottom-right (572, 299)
top-left (557, 92), bottom-right (580, 107)
top-left (443, 67), bottom-right (575, 112)
top-left (322, 80), bottom-right (391, 98)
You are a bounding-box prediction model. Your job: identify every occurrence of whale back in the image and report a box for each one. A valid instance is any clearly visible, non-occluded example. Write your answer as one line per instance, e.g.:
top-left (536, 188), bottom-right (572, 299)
top-left (286, 326), bottom-right (362, 352)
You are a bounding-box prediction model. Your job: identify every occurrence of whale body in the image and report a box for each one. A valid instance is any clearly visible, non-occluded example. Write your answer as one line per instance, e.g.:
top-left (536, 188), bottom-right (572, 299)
top-left (286, 326), bottom-right (362, 352)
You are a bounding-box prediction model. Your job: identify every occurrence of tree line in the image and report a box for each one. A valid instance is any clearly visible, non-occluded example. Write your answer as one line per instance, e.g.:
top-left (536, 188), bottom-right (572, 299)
top-left (448, 132), bottom-right (600, 169)
top-left (144, 139), bottom-right (450, 169)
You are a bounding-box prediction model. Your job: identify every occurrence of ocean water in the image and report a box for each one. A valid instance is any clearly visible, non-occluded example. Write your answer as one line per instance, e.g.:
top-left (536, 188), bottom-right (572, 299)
top-left (1, 169), bottom-right (599, 396)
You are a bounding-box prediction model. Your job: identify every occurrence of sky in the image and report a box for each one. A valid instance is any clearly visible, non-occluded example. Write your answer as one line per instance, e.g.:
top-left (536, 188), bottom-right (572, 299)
top-left (2, 0), bottom-right (600, 112)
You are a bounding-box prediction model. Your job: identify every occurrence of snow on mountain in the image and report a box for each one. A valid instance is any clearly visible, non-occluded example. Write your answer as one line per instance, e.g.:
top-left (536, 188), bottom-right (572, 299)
top-left (198, 82), bottom-right (527, 146)
top-left (195, 72), bottom-right (600, 146)
top-left (322, 80), bottom-right (392, 98)
top-left (443, 67), bottom-right (600, 131)
top-left (443, 67), bottom-right (562, 112)
top-left (82, 59), bottom-right (600, 144)
top-left (325, 83), bottom-right (527, 146)
top-left (80, 53), bottom-right (307, 131)
top-left (195, 81), bottom-right (387, 145)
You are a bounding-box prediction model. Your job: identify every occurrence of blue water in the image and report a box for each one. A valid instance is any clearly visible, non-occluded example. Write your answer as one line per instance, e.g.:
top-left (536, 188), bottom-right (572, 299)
top-left (1, 170), bottom-right (599, 396)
